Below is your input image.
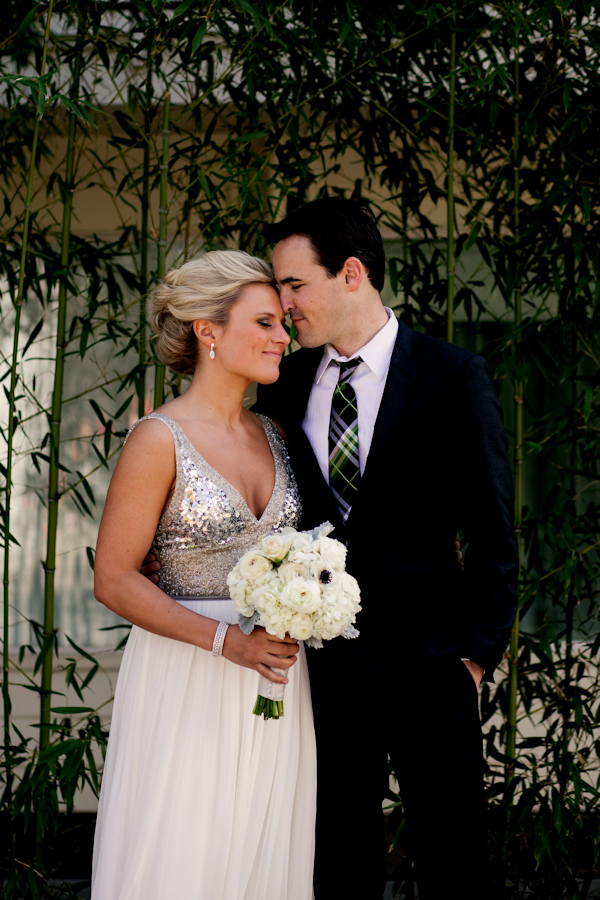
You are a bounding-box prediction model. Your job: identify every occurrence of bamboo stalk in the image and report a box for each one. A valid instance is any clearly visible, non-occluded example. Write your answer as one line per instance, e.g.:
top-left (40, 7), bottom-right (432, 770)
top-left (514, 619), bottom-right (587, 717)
top-left (2, 0), bottom-right (54, 851)
top-left (561, 344), bottom-right (577, 796)
top-left (137, 66), bottom-right (152, 418)
top-left (153, 91), bottom-right (171, 408)
top-left (39, 14), bottom-right (85, 757)
top-left (446, 9), bottom-right (456, 344)
top-left (506, 5), bottom-right (522, 786)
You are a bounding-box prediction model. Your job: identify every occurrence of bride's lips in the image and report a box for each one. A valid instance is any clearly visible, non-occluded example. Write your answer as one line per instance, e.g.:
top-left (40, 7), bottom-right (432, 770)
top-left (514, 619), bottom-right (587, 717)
top-left (264, 351), bottom-right (283, 359)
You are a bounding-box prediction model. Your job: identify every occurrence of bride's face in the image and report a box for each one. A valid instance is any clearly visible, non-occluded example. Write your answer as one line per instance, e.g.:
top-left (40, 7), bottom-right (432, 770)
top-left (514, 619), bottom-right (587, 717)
top-left (212, 284), bottom-right (290, 384)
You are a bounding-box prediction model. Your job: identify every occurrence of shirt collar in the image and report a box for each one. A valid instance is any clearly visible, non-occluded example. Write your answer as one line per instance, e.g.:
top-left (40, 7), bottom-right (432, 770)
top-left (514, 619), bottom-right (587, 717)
top-left (315, 307), bottom-right (399, 384)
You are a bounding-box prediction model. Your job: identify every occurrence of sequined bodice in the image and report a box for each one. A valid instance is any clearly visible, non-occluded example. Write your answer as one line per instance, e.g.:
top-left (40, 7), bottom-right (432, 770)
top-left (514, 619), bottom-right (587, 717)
top-left (129, 412), bottom-right (302, 597)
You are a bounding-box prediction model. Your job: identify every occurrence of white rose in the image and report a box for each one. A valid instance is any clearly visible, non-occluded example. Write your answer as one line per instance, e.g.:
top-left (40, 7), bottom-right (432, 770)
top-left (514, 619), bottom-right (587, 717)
top-left (287, 614), bottom-right (314, 641)
top-left (315, 535), bottom-right (347, 571)
top-left (237, 552), bottom-right (273, 583)
top-left (278, 561), bottom-right (310, 584)
top-left (290, 533), bottom-right (314, 552)
top-left (280, 577), bottom-right (322, 615)
top-left (256, 532), bottom-right (294, 562)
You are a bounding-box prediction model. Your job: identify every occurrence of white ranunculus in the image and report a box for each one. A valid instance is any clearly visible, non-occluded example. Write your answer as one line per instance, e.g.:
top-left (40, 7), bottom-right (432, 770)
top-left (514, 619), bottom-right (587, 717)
top-left (287, 614), bottom-right (314, 641)
top-left (280, 577), bottom-right (322, 615)
top-left (278, 561), bottom-right (310, 584)
top-left (237, 552), bottom-right (273, 583)
top-left (315, 535), bottom-right (347, 571)
top-left (256, 532), bottom-right (294, 562)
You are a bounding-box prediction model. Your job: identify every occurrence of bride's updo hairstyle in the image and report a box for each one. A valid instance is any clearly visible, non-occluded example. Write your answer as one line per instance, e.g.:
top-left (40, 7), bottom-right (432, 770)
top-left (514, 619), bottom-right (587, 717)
top-left (150, 250), bottom-right (275, 375)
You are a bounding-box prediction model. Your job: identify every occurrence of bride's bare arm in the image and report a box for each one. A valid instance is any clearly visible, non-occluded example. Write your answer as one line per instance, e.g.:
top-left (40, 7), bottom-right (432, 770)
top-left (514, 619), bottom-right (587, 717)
top-left (94, 419), bottom-right (297, 684)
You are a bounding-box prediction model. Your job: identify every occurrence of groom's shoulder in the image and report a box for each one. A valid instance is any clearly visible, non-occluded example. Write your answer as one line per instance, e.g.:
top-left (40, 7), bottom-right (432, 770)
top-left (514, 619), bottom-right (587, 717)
top-left (276, 345), bottom-right (323, 386)
top-left (398, 320), bottom-right (482, 378)
top-left (255, 346), bottom-right (322, 417)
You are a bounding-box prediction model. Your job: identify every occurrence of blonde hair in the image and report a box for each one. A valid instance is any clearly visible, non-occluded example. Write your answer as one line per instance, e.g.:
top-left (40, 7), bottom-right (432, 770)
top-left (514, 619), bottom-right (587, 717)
top-left (150, 250), bottom-right (276, 375)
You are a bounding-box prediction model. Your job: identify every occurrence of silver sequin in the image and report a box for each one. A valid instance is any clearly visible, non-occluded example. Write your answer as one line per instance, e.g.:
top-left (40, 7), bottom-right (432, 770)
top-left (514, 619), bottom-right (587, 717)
top-left (126, 412), bottom-right (302, 598)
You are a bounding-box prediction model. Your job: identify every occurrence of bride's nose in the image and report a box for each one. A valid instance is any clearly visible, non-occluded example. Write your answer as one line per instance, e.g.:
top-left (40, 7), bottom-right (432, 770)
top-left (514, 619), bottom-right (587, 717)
top-left (274, 322), bottom-right (291, 345)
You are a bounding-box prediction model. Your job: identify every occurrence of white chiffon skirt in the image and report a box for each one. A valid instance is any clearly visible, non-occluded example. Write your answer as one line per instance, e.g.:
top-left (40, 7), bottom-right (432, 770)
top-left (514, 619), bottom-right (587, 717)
top-left (91, 599), bottom-right (317, 900)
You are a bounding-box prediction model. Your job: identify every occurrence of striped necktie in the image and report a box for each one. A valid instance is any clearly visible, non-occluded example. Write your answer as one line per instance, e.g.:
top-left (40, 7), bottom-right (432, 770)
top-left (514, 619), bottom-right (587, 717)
top-left (328, 357), bottom-right (362, 522)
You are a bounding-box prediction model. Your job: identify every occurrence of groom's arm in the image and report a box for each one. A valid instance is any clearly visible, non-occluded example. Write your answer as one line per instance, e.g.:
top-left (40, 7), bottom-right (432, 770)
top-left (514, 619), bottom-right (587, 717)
top-left (456, 355), bottom-right (519, 680)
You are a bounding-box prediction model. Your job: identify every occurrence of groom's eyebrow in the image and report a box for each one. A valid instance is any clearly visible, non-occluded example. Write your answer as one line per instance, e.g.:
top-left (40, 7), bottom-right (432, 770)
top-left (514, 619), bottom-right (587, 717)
top-left (278, 276), bottom-right (302, 284)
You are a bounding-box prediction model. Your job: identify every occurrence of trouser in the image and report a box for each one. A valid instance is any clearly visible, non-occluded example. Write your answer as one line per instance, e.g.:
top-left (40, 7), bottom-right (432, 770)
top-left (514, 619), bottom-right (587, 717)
top-left (308, 649), bottom-right (497, 900)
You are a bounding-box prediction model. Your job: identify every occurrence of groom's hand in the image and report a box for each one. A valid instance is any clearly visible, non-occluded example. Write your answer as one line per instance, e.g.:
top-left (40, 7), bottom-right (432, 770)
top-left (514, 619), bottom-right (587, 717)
top-left (141, 551), bottom-right (160, 583)
top-left (462, 659), bottom-right (484, 689)
top-left (454, 533), bottom-right (463, 565)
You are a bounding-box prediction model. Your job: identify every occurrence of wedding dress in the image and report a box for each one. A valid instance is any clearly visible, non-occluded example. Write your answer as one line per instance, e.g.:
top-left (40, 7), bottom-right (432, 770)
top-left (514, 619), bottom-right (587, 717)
top-left (91, 413), bottom-right (316, 900)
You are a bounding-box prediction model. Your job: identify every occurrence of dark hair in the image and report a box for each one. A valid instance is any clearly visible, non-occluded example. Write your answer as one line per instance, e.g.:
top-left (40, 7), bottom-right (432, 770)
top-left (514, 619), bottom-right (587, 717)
top-left (264, 197), bottom-right (385, 293)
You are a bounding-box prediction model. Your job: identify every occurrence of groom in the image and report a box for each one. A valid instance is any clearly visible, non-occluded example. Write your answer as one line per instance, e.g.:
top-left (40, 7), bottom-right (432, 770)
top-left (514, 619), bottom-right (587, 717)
top-left (256, 198), bottom-right (518, 900)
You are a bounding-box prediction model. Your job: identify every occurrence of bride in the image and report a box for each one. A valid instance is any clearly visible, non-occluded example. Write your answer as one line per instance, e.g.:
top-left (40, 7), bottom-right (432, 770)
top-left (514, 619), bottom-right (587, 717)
top-left (91, 250), bottom-right (316, 900)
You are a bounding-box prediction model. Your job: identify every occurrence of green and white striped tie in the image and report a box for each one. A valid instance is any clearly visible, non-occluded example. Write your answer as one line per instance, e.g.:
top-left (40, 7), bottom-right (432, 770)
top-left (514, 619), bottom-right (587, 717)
top-left (328, 358), bottom-right (362, 522)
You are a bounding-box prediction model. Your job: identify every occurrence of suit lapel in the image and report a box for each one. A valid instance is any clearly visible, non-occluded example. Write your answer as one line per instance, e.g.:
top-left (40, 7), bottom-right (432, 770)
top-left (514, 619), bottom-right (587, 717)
top-left (347, 322), bottom-right (419, 523)
top-left (285, 347), bottom-right (322, 430)
top-left (282, 347), bottom-right (345, 533)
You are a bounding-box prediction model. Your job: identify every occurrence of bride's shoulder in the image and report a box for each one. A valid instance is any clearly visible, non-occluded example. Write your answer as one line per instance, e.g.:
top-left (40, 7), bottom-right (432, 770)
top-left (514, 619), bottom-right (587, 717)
top-left (122, 413), bottom-right (177, 454)
top-left (255, 412), bottom-right (289, 446)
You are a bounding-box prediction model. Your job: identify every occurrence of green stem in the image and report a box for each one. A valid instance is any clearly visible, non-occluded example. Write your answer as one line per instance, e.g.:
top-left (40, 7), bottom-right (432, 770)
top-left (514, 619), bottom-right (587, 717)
top-left (40, 10), bottom-right (85, 754)
top-left (561, 336), bottom-right (578, 796)
top-left (35, 10), bottom-right (86, 870)
top-left (154, 91), bottom-right (171, 408)
top-left (506, 4), bottom-right (522, 787)
top-left (2, 0), bottom-right (54, 853)
top-left (137, 65), bottom-right (152, 418)
top-left (446, 10), bottom-right (456, 345)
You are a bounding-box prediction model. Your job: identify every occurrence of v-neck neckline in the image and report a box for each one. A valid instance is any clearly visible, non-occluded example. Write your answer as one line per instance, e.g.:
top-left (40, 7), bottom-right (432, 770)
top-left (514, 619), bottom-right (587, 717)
top-left (156, 412), bottom-right (279, 524)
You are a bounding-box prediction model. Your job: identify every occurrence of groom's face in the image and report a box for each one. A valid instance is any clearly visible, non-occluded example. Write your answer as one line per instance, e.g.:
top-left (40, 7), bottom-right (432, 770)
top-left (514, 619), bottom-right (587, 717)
top-left (272, 234), bottom-right (346, 349)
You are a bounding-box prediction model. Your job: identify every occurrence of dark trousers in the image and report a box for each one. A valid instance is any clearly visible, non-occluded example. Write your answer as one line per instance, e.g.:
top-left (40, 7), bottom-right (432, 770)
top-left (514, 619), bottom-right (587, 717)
top-left (308, 648), bottom-right (496, 900)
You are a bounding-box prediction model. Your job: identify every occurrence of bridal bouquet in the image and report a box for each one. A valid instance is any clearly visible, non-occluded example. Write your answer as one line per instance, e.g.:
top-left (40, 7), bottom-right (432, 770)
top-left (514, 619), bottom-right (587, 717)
top-left (227, 522), bottom-right (361, 719)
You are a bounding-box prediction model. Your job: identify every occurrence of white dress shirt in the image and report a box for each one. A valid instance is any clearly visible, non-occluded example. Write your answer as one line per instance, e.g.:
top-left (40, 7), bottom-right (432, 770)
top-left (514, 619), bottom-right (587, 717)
top-left (302, 308), bottom-right (398, 482)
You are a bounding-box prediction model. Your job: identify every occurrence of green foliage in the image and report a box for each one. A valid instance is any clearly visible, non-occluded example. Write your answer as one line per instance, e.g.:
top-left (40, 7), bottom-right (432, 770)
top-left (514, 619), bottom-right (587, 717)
top-left (0, 0), bottom-right (599, 896)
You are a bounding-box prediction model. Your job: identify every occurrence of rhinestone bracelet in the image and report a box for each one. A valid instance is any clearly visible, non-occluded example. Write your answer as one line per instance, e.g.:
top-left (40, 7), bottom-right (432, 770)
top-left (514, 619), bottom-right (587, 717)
top-left (212, 621), bottom-right (230, 657)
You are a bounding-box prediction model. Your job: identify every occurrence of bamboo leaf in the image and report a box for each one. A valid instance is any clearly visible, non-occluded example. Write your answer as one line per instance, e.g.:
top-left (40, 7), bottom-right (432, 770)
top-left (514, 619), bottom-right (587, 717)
top-left (20, 316), bottom-right (44, 358)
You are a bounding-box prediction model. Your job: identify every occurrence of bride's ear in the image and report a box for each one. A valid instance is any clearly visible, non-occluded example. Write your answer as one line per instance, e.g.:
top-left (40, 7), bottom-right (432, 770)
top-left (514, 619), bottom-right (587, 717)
top-left (192, 319), bottom-right (216, 352)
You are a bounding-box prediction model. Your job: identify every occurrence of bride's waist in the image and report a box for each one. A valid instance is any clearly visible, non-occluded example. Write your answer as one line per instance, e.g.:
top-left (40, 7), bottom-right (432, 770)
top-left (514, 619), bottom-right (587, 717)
top-left (169, 594), bottom-right (237, 624)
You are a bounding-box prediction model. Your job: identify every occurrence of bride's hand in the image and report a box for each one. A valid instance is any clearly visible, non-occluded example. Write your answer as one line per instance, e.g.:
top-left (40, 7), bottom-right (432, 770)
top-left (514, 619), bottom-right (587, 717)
top-left (223, 625), bottom-right (298, 684)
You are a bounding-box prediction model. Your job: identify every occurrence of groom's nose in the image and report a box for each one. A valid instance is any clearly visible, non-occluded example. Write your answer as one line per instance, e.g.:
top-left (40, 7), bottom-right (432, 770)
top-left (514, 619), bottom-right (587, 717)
top-left (278, 286), bottom-right (295, 314)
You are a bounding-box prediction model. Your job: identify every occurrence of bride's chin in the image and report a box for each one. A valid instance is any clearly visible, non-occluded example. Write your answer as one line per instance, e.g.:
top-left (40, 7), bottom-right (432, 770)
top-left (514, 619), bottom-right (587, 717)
top-left (256, 368), bottom-right (282, 385)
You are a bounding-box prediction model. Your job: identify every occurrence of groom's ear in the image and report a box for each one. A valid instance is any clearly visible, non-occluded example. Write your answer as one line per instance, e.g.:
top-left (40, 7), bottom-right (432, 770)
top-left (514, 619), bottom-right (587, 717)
top-left (341, 256), bottom-right (364, 292)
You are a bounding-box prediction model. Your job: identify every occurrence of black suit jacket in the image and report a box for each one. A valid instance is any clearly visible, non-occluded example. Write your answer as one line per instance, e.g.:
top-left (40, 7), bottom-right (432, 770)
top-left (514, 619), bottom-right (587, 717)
top-left (256, 320), bottom-right (518, 681)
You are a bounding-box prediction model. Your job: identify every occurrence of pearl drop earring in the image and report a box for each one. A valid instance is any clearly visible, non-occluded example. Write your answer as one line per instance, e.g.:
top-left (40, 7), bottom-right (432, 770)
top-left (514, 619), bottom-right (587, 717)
top-left (209, 342), bottom-right (215, 360)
